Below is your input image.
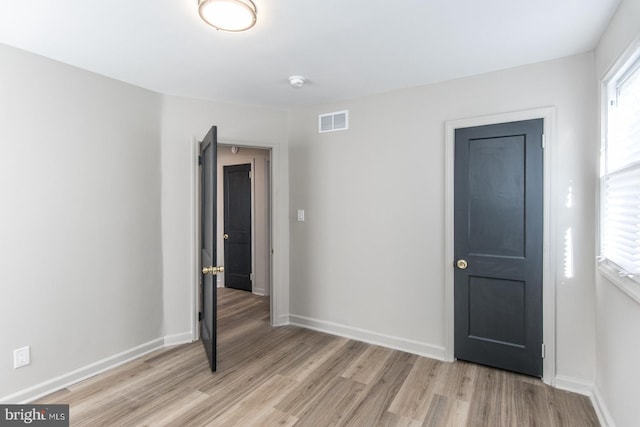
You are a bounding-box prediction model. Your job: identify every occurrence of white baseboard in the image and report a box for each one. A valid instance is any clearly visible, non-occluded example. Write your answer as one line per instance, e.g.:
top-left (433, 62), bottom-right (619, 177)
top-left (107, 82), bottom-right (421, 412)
top-left (0, 338), bottom-right (165, 404)
top-left (253, 288), bottom-right (268, 297)
top-left (591, 386), bottom-right (615, 427)
top-left (164, 332), bottom-right (194, 346)
top-left (289, 314), bottom-right (446, 361)
top-left (554, 375), bottom-right (593, 396)
top-left (273, 313), bottom-right (290, 327)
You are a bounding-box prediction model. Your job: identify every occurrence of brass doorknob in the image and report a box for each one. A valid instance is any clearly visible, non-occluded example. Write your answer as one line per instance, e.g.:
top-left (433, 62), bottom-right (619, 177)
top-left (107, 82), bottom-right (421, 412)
top-left (456, 259), bottom-right (468, 270)
top-left (202, 266), bottom-right (225, 275)
top-left (223, 234), bottom-right (229, 240)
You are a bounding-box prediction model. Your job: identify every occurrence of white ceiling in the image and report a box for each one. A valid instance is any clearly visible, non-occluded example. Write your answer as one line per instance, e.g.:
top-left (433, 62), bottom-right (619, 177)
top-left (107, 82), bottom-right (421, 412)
top-left (0, 0), bottom-right (621, 108)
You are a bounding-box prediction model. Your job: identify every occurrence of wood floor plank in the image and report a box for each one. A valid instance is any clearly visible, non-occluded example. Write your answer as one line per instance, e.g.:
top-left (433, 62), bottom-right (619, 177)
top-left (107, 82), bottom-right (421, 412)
top-left (33, 288), bottom-right (600, 427)
top-left (466, 365), bottom-right (506, 427)
top-left (273, 340), bottom-right (369, 418)
top-left (131, 389), bottom-right (211, 427)
top-left (544, 385), bottom-right (599, 427)
top-left (209, 408), bottom-right (299, 427)
top-left (505, 378), bottom-right (550, 427)
top-left (387, 356), bottom-right (450, 421)
top-left (64, 363), bottom-right (159, 415)
top-left (292, 377), bottom-right (366, 427)
top-left (341, 345), bottom-right (394, 385)
top-left (207, 374), bottom-right (299, 426)
top-left (437, 360), bottom-right (478, 402)
top-left (441, 399), bottom-right (471, 427)
top-left (284, 335), bottom-right (349, 383)
top-left (422, 393), bottom-right (450, 426)
top-left (342, 351), bottom-right (416, 427)
top-left (377, 412), bottom-right (425, 427)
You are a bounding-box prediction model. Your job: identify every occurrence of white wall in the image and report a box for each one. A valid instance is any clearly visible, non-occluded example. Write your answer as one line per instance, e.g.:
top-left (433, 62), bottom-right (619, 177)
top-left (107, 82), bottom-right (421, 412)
top-left (594, 1), bottom-right (640, 426)
top-left (0, 44), bottom-right (163, 400)
top-left (288, 53), bottom-right (597, 385)
top-left (217, 146), bottom-right (271, 296)
top-left (160, 95), bottom-right (289, 339)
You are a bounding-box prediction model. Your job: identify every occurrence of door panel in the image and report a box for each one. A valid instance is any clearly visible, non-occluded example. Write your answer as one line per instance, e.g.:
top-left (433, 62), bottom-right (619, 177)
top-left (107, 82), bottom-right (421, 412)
top-left (468, 136), bottom-right (525, 257)
top-left (454, 119), bottom-right (543, 377)
top-left (468, 276), bottom-right (526, 346)
top-left (223, 164), bottom-right (252, 292)
top-left (200, 126), bottom-right (218, 372)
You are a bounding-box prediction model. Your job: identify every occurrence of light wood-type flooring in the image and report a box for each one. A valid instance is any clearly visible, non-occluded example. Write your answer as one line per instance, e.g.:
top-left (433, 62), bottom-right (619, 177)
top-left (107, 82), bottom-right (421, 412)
top-left (37, 288), bottom-right (599, 426)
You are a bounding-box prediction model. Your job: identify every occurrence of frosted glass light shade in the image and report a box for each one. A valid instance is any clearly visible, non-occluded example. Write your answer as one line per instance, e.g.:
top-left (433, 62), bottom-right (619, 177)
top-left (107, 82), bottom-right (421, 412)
top-left (198, 0), bottom-right (257, 32)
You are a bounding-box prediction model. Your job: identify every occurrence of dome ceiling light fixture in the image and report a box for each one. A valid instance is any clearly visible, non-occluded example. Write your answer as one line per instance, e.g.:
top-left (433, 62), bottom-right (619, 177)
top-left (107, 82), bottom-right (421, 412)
top-left (198, 0), bottom-right (257, 32)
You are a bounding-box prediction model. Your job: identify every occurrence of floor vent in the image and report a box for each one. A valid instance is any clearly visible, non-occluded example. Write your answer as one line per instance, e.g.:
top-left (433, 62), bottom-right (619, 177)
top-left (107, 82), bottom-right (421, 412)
top-left (319, 110), bottom-right (349, 133)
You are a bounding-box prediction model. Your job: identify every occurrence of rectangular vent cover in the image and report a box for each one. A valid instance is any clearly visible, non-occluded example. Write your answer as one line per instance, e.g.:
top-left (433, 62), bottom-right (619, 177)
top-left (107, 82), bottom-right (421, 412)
top-left (319, 110), bottom-right (349, 133)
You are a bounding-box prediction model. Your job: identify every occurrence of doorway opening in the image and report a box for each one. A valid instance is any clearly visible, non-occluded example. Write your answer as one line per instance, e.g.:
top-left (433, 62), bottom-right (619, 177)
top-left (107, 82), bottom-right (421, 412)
top-left (445, 107), bottom-right (558, 386)
top-left (189, 136), bottom-right (289, 354)
top-left (217, 145), bottom-right (271, 297)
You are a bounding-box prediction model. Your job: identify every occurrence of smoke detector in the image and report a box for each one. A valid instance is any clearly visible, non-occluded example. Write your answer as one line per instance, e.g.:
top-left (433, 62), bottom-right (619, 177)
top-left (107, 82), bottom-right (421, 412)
top-left (289, 76), bottom-right (305, 88)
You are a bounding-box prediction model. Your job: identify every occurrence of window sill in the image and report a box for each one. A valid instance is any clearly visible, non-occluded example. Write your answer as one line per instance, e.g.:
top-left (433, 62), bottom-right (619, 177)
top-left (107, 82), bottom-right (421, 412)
top-left (598, 262), bottom-right (640, 305)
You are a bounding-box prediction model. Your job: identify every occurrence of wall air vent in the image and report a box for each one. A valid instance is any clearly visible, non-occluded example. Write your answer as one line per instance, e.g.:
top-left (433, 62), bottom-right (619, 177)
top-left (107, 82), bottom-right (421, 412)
top-left (318, 110), bottom-right (349, 133)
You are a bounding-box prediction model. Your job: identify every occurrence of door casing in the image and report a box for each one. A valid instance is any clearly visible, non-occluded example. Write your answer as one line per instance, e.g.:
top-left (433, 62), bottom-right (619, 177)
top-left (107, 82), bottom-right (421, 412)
top-left (445, 107), bottom-right (557, 386)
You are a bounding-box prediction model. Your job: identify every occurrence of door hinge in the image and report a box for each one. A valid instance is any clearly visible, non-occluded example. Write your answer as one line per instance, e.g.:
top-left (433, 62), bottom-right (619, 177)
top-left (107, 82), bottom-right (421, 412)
top-left (249, 170), bottom-right (252, 179)
top-left (198, 155), bottom-right (202, 166)
top-left (250, 273), bottom-right (254, 282)
top-left (541, 343), bottom-right (546, 358)
top-left (541, 134), bottom-right (546, 149)
top-left (198, 311), bottom-right (202, 321)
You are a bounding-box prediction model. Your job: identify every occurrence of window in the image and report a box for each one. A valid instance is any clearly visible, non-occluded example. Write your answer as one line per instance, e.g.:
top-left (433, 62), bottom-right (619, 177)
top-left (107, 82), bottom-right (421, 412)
top-left (601, 52), bottom-right (640, 287)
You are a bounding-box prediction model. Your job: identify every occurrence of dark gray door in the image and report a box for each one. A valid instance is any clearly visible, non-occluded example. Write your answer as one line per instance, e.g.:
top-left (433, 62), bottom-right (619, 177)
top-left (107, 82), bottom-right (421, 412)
top-left (223, 164), bottom-right (252, 292)
top-left (200, 126), bottom-right (219, 372)
top-left (454, 119), bottom-right (543, 377)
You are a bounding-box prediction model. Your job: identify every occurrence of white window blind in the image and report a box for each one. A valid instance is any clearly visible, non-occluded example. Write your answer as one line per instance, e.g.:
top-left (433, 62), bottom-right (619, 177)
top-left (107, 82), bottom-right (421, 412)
top-left (603, 58), bottom-right (640, 276)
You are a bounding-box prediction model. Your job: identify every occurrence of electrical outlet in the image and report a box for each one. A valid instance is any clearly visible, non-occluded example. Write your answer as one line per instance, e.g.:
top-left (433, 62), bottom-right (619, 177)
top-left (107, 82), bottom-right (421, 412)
top-left (13, 346), bottom-right (30, 369)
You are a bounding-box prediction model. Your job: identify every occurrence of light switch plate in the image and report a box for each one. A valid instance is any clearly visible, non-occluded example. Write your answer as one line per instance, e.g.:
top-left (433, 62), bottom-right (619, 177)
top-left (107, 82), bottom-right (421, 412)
top-left (297, 209), bottom-right (305, 222)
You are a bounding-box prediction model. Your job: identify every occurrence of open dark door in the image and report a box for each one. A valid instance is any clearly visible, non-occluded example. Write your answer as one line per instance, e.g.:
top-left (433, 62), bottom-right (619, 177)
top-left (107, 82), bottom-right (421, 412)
top-left (200, 126), bottom-right (220, 372)
top-left (454, 119), bottom-right (543, 377)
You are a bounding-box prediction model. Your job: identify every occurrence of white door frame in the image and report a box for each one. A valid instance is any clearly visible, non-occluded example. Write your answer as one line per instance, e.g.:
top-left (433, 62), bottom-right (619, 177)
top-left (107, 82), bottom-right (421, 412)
top-left (191, 137), bottom-right (287, 341)
top-left (444, 107), bottom-right (557, 386)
